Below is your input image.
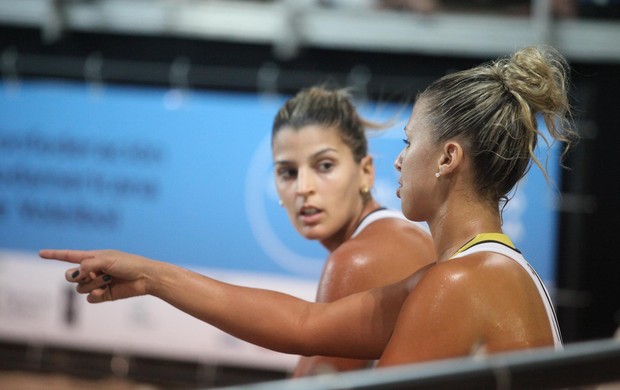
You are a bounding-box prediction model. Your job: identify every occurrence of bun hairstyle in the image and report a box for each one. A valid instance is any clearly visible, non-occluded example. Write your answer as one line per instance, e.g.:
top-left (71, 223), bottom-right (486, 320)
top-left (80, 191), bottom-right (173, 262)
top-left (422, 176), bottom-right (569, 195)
top-left (419, 45), bottom-right (578, 205)
top-left (272, 87), bottom-right (380, 164)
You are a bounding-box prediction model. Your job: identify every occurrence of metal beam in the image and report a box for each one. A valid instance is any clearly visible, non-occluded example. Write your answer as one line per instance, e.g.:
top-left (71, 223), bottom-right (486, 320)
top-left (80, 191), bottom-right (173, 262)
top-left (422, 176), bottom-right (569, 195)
top-left (0, 0), bottom-right (619, 63)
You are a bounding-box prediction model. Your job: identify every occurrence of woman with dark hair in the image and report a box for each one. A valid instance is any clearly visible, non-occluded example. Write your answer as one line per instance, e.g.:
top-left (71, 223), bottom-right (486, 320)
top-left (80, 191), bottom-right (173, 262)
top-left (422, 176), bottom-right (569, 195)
top-left (269, 87), bottom-right (435, 374)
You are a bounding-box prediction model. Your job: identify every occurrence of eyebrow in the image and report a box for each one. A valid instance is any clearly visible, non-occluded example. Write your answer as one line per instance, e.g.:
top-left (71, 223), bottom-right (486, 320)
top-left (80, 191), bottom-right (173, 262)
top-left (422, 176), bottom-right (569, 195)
top-left (274, 147), bottom-right (339, 165)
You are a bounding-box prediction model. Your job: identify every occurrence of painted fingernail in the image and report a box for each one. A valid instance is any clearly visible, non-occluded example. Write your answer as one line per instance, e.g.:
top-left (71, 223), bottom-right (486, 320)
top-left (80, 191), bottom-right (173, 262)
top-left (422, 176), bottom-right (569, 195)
top-left (71, 270), bottom-right (80, 279)
top-left (102, 274), bottom-right (111, 282)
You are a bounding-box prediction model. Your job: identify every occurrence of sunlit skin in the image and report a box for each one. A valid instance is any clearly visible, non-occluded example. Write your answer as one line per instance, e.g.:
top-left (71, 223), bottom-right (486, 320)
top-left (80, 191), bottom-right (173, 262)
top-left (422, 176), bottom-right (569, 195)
top-left (39, 97), bottom-right (556, 369)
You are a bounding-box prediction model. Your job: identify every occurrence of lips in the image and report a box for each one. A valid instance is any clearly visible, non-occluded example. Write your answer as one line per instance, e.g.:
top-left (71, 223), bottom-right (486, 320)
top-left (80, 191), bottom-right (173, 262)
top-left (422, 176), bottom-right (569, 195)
top-left (299, 205), bottom-right (323, 224)
top-left (300, 207), bottom-right (320, 216)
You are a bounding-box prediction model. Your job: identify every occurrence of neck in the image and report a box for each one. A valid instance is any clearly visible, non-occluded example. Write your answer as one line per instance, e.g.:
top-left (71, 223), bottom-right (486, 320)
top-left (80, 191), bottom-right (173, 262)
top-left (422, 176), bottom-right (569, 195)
top-left (428, 199), bottom-right (502, 262)
top-left (320, 199), bottom-right (382, 253)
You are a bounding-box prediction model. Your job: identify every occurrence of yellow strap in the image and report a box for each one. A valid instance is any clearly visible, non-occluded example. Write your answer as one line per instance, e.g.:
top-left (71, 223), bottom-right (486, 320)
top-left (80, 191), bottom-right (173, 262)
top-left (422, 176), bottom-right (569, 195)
top-left (452, 233), bottom-right (516, 258)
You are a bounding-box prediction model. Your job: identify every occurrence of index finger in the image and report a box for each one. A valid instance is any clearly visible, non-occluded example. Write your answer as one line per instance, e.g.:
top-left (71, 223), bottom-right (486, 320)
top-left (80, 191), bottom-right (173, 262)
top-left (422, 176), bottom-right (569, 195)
top-left (39, 249), bottom-right (98, 264)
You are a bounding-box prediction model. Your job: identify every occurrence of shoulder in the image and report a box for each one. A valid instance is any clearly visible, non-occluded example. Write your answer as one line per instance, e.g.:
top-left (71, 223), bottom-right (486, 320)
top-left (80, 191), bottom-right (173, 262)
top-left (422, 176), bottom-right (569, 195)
top-left (409, 251), bottom-right (536, 318)
top-left (421, 251), bottom-right (529, 291)
top-left (352, 215), bottom-right (433, 255)
top-left (315, 217), bottom-right (432, 301)
top-left (334, 215), bottom-right (433, 271)
top-left (378, 251), bottom-right (555, 365)
top-left (316, 216), bottom-right (434, 302)
top-left (395, 253), bottom-right (525, 335)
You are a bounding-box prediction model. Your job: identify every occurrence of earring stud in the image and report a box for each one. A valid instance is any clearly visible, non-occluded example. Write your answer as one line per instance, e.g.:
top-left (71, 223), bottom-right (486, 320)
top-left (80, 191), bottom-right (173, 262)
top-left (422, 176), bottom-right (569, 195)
top-left (435, 172), bottom-right (441, 178)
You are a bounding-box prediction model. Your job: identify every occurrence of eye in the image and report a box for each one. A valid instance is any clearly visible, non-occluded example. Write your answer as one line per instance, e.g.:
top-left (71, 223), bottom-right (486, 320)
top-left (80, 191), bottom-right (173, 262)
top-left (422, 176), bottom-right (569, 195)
top-left (317, 160), bottom-right (334, 172)
top-left (402, 138), bottom-right (410, 147)
top-left (276, 167), bottom-right (297, 180)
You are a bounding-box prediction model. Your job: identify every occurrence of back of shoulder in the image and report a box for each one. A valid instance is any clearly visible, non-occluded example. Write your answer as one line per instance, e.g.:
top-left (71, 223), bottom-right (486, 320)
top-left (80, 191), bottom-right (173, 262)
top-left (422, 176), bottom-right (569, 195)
top-left (355, 216), bottom-right (431, 243)
top-left (422, 252), bottom-right (532, 292)
top-left (328, 213), bottom-right (429, 259)
top-left (332, 216), bottom-right (435, 277)
top-left (321, 219), bottom-right (432, 299)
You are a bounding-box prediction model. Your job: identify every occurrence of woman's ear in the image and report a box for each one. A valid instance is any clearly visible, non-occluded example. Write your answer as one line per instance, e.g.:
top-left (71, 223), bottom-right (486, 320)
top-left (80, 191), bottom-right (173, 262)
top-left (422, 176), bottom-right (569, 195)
top-left (436, 141), bottom-right (463, 176)
top-left (360, 155), bottom-right (375, 189)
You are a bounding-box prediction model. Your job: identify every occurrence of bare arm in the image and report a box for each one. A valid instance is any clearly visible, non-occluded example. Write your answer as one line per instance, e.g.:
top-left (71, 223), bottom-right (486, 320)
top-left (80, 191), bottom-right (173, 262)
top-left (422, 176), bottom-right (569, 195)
top-left (293, 251), bottom-right (378, 376)
top-left (40, 249), bottom-right (409, 359)
top-left (377, 264), bottom-right (482, 367)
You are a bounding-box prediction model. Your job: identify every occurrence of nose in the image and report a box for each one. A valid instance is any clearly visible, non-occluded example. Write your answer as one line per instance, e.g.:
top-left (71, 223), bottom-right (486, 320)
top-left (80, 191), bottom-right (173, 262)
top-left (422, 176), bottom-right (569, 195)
top-left (296, 167), bottom-right (315, 196)
top-left (394, 150), bottom-right (404, 172)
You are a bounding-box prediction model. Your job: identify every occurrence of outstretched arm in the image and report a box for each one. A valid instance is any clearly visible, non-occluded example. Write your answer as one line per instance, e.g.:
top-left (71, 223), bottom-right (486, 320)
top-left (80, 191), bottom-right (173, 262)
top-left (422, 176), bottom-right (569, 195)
top-left (39, 249), bottom-right (409, 359)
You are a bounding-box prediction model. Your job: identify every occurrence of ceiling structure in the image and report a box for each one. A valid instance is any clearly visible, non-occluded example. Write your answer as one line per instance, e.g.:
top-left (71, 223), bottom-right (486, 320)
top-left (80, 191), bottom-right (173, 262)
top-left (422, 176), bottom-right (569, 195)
top-left (1, 0), bottom-right (619, 63)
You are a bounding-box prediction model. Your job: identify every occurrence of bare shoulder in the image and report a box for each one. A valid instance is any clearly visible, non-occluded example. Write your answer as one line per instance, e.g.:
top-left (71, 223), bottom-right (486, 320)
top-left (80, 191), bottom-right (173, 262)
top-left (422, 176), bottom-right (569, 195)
top-left (420, 251), bottom-right (532, 293)
top-left (379, 252), bottom-right (545, 365)
top-left (405, 251), bottom-right (555, 353)
top-left (359, 217), bottom-right (431, 246)
top-left (317, 217), bottom-right (434, 302)
top-left (412, 251), bottom-right (548, 335)
top-left (350, 217), bottom-right (433, 258)
top-left (330, 217), bottom-right (433, 275)
top-left (398, 251), bottom-right (541, 331)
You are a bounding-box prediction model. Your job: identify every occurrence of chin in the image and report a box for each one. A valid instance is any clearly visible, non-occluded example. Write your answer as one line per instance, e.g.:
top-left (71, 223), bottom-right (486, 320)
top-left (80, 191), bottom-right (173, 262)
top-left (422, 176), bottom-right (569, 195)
top-left (297, 226), bottom-right (324, 241)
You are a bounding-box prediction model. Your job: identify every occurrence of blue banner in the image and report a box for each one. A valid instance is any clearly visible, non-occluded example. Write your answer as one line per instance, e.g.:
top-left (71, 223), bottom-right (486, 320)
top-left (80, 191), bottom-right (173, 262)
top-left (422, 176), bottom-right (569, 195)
top-left (0, 80), bottom-right (560, 282)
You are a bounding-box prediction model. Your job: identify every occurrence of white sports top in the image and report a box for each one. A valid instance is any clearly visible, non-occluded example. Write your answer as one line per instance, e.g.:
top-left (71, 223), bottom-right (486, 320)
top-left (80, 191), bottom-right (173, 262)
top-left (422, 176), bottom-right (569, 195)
top-left (450, 233), bottom-right (563, 349)
top-left (351, 208), bottom-right (427, 238)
